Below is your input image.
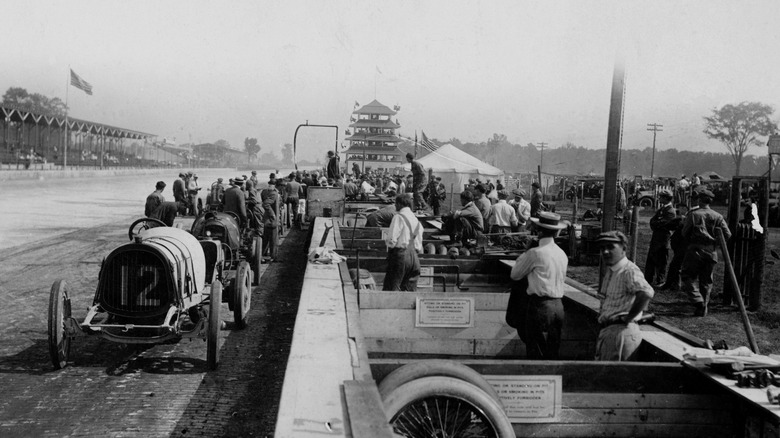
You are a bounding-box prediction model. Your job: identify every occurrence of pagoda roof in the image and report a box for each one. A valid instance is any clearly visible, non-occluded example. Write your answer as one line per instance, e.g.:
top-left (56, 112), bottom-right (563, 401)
top-left (353, 99), bottom-right (397, 116)
top-left (350, 119), bottom-right (400, 129)
top-left (343, 145), bottom-right (405, 155)
top-left (345, 133), bottom-right (403, 142)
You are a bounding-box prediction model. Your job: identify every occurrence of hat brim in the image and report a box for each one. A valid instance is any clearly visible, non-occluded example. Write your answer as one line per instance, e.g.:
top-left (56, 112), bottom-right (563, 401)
top-left (529, 217), bottom-right (567, 230)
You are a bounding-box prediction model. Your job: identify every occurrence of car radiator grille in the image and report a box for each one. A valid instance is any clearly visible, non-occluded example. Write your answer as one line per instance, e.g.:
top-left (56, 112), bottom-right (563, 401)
top-left (98, 251), bottom-right (174, 316)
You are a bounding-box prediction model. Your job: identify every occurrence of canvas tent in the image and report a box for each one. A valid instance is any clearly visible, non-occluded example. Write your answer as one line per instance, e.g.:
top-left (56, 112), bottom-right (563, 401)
top-left (400, 144), bottom-right (504, 196)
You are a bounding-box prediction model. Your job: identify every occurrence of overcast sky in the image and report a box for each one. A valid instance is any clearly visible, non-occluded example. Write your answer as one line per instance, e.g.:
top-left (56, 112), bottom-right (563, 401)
top-left (4, 0), bottom-right (780, 160)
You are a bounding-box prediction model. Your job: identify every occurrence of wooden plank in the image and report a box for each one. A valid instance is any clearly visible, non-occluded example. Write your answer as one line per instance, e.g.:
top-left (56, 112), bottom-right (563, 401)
top-left (344, 286), bottom-right (372, 381)
top-left (563, 392), bottom-right (733, 411)
top-left (342, 380), bottom-right (396, 438)
top-left (359, 291), bottom-right (510, 310)
top-left (359, 308), bottom-right (595, 341)
top-left (553, 405), bottom-right (733, 425)
top-left (368, 359), bottom-right (715, 394)
top-left (512, 423), bottom-right (736, 438)
top-left (275, 217), bottom-right (353, 438)
top-left (367, 336), bottom-right (594, 359)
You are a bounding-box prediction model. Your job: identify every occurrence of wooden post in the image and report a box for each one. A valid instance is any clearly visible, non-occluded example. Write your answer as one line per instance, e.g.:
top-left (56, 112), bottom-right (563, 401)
top-left (717, 227), bottom-right (759, 354)
top-left (629, 205), bottom-right (639, 262)
top-left (537, 165), bottom-right (542, 193)
top-left (602, 60), bottom-right (625, 233)
top-left (449, 183), bottom-right (454, 212)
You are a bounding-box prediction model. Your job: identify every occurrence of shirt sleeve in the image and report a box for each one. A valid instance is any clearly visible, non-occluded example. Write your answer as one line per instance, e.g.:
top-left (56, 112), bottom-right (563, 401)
top-left (386, 215), bottom-right (401, 248)
top-left (510, 250), bottom-right (536, 281)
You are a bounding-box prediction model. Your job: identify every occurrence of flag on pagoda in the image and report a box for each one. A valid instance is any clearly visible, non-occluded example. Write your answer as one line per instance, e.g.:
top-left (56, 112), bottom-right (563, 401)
top-left (393, 105), bottom-right (400, 111)
top-left (420, 131), bottom-right (439, 152)
top-left (70, 69), bottom-right (93, 95)
top-left (354, 101), bottom-right (359, 107)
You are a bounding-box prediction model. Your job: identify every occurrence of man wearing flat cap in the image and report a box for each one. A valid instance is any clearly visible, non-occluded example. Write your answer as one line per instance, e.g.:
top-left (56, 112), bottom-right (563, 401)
top-left (595, 231), bottom-right (654, 361)
top-left (509, 212), bottom-right (568, 359)
top-left (680, 188), bottom-right (730, 316)
top-left (644, 189), bottom-right (676, 286)
top-left (510, 188), bottom-right (531, 227)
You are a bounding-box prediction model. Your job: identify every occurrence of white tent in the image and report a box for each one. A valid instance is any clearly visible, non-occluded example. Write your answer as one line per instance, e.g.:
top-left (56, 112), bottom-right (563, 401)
top-left (401, 144), bottom-right (504, 195)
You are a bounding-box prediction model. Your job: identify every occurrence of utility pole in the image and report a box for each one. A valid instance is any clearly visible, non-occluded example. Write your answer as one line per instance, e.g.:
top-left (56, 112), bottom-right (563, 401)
top-left (538, 142), bottom-right (547, 173)
top-left (647, 123), bottom-right (663, 178)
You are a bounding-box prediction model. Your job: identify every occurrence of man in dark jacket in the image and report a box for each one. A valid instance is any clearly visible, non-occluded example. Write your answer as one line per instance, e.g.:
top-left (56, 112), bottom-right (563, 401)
top-left (644, 189), bottom-right (676, 285)
top-left (530, 182), bottom-right (544, 218)
top-left (145, 181), bottom-right (166, 217)
top-left (222, 177), bottom-right (247, 227)
top-left (658, 203), bottom-right (689, 291)
top-left (327, 150), bottom-right (340, 180)
top-left (173, 173), bottom-right (187, 215)
top-left (406, 153), bottom-right (428, 211)
top-left (681, 189), bottom-right (731, 316)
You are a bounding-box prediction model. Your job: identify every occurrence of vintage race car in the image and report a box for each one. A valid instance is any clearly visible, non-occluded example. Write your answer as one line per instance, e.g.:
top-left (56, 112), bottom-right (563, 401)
top-left (47, 218), bottom-right (251, 371)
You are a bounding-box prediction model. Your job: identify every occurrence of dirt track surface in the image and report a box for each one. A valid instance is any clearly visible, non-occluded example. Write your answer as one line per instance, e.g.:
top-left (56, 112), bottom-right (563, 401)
top-left (0, 216), bottom-right (307, 437)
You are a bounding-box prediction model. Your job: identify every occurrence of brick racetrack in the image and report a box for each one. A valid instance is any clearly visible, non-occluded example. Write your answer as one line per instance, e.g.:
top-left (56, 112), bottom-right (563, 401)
top-left (0, 216), bottom-right (307, 437)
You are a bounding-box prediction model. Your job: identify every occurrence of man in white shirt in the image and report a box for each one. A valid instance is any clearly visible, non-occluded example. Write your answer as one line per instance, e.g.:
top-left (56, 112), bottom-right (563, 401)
top-left (383, 194), bottom-right (423, 291)
top-left (510, 188), bottom-right (531, 227)
top-left (509, 212), bottom-right (568, 359)
top-left (595, 231), bottom-right (654, 361)
top-left (487, 190), bottom-right (519, 243)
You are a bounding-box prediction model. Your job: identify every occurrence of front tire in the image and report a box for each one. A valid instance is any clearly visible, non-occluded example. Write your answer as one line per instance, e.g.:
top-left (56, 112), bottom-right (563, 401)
top-left (383, 376), bottom-right (514, 438)
top-left (378, 360), bottom-right (502, 404)
top-left (207, 280), bottom-right (222, 370)
top-left (233, 262), bottom-right (251, 329)
top-left (639, 197), bottom-right (654, 208)
top-left (252, 236), bottom-right (262, 286)
top-left (48, 280), bottom-right (72, 370)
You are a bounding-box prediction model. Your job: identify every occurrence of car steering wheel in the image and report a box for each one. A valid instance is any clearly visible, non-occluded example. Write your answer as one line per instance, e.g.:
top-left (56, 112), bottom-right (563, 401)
top-left (128, 218), bottom-right (168, 241)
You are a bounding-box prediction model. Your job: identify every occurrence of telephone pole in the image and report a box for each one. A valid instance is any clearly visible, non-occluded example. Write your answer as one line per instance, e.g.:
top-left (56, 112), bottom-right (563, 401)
top-left (647, 123), bottom-right (663, 178)
top-left (537, 142), bottom-right (547, 172)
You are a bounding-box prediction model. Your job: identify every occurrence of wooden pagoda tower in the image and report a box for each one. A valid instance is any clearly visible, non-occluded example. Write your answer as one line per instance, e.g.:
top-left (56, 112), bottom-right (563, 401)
top-left (343, 100), bottom-right (404, 173)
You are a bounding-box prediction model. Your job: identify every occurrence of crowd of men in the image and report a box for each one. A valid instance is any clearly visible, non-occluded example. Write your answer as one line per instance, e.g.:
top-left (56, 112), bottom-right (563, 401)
top-left (644, 187), bottom-right (731, 317)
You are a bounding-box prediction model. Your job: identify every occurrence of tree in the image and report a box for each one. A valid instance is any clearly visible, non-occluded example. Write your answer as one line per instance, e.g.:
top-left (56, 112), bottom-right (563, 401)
top-left (2, 87), bottom-right (68, 117)
top-left (281, 143), bottom-right (294, 165)
top-left (703, 102), bottom-right (777, 176)
top-left (244, 137), bottom-right (260, 161)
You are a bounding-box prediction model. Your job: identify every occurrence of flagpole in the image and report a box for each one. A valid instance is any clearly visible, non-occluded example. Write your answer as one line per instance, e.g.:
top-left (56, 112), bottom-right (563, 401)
top-left (414, 131), bottom-right (418, 158)
top-left (64, 67), bottom-right (69, 170)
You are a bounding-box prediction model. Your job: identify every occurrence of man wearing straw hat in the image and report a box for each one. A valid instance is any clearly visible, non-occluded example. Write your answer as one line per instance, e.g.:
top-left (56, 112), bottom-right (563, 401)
top-left (509, 212), bottom-right (568, 359)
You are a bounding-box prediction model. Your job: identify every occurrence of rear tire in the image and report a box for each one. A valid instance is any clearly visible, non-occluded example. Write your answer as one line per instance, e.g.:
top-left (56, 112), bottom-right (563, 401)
top-left (383, 376), bottom-right (514, 438)
top-left (639, 197), bottom-right (654, 208)
top-left (207, 280), bottom-right (222, 370)
top-left (234, 262), bottom-right (251, 329)
top-left (48, 280), bottom-right (72, 370)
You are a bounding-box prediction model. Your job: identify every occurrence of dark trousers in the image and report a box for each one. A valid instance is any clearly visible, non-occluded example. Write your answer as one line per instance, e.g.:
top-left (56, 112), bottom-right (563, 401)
top-left (383, 247), bottom-right (420, 291)
top-left (523, 297), bottom-right (564, 359)
top-left (681, 246), bottom-right (717, 304)
top-left (263, 223), bottom-right (279, 259)
top-left (644, 244), bottom-right (670, 284)
top-left (454, 217), bottom-right (480, 245)
top-left (413, 183), bottom-right (428, 210)
top-left (286, 197), bottom-right (299, 227)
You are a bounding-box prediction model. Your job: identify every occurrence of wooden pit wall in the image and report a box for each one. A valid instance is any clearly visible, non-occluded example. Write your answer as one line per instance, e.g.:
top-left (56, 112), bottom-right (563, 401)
top-left (274, 217), bottom-right (394, 438)
top-left (369, 359), bottom-right (740, 438)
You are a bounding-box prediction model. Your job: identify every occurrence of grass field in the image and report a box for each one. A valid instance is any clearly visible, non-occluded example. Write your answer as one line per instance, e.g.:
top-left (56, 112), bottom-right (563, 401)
top-left (556, 199), bottom-right (780, 355)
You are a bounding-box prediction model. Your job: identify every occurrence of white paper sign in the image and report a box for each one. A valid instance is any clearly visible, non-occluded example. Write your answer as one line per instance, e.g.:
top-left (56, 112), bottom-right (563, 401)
top-left (485, 375), bottom-right (562, 422)
top-left (417, 266), bottom-right (434, 288)
top-left (415, 297), bottom-right (474, 327)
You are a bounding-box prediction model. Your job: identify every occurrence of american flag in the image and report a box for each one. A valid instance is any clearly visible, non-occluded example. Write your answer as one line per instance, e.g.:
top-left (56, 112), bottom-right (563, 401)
top-left (420, 131), bottom-right (439, 152)
top-left (70, 69), bottom-right (93, 95)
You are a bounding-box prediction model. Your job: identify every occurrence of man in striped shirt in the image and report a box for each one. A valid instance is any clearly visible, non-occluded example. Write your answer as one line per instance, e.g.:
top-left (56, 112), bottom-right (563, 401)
top-left (595, 231), bottom-right (654, 361)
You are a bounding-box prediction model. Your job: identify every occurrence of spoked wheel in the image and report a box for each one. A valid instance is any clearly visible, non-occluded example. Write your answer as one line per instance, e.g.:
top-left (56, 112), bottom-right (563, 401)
top-left (384, 376), bottom-right (514, 438)
top-left (48, 280), bottom-right (73, 370)
top-left (233, 261), bottom-right (251, 329)
top-left (207, 280), bottom-right (222, 371)
top-left (128, 217), bottom-right (167, 240)
top-left (252, 235), bottom-right (262, 286)
top-left (639, 197), bottom-right (654, 208)
top-left (378, 360), bottom-right (502, 405)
